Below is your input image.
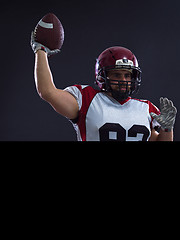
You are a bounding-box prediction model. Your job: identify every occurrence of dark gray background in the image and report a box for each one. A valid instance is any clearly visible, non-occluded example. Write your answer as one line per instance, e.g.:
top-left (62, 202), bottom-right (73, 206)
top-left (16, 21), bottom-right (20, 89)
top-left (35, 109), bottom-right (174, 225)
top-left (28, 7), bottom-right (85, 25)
top-left (0, 0), bottom-right (179, 141)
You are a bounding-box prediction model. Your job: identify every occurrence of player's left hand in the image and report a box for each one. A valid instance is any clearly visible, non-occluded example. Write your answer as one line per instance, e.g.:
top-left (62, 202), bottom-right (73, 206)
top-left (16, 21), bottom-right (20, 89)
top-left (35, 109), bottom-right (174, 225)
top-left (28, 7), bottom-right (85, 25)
top-left (31, 31), bottom-right (60, 57)
top-left (150, 97), bottom-right (177, 132)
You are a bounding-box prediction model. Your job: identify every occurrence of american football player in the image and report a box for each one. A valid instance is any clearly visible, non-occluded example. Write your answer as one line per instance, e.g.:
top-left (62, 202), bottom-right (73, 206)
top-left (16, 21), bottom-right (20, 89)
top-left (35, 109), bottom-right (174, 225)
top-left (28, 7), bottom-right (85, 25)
top-left (31, 34), bottom-right (177, 141)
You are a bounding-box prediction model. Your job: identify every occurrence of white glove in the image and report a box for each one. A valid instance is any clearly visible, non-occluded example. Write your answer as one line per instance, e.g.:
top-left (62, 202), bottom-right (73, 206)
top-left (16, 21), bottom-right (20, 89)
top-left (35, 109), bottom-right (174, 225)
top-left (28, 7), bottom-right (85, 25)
top-left (150, 97), bottom-right (177, 132)
top-left (30, 31), bottom-right (60, 57)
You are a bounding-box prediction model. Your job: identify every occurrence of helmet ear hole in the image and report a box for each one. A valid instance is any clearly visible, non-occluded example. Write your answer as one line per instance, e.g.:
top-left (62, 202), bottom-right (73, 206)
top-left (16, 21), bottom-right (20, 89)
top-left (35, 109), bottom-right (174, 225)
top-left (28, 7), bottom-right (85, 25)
top-left (97, 75), bottom-right (101, 81)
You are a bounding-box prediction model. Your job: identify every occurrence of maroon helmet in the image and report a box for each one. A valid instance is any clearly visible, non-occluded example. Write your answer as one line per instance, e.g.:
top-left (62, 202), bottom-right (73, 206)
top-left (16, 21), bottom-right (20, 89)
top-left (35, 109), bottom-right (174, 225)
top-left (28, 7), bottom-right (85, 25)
top-left (95, 46), bottom-right (142, 101)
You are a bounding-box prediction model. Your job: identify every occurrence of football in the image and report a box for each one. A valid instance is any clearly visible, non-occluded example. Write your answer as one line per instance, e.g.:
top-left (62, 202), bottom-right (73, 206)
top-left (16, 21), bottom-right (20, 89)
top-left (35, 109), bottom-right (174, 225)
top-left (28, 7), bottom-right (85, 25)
top-left (34, 13), bottom-right (64, 50)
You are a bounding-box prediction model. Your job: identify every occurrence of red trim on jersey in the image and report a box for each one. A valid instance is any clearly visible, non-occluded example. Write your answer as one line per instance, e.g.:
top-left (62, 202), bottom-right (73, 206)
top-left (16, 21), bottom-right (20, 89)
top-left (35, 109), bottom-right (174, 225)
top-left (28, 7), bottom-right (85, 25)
top-left (132, 98), bottom-right (160, 128)
top-left (132, 98), bottom-right (160, 114)
top-left (74, 85), bottom-right (100, 141)
top-left (72, 86), bottom-right (160, 139)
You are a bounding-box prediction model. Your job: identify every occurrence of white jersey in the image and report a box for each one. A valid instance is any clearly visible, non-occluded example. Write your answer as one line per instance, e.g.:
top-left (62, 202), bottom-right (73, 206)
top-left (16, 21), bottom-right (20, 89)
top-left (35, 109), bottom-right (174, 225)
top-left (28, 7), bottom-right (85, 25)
top-left (64, 85), bottom-right (160, 141)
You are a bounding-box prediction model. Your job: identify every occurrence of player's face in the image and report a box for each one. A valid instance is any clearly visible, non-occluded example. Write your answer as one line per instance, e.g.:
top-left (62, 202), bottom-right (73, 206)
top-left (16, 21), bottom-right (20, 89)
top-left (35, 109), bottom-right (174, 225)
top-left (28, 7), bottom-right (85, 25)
top-left (107, 69), bottom-right (132, 92)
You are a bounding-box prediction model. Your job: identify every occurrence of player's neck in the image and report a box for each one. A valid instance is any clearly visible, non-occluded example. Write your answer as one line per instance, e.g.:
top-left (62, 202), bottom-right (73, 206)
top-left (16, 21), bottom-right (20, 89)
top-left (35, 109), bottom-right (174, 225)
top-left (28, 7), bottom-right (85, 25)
top-left (106, 92), bottom-right (131, 104)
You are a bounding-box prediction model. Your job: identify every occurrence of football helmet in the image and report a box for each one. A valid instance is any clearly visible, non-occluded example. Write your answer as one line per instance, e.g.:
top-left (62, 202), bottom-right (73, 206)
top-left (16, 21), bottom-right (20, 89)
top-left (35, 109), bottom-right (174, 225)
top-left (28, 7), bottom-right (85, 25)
top-left (95, 46), bottom-right (142, 101)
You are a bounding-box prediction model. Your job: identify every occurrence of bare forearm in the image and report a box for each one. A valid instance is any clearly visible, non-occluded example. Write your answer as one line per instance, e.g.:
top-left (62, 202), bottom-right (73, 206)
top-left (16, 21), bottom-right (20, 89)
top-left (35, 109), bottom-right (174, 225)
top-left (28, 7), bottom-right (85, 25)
top-left (156, 129), bottom-right (173, 141)
top-left (33, 50), bottom-right (79, 119)
top-left (34, 50), bottom-right (56, 98)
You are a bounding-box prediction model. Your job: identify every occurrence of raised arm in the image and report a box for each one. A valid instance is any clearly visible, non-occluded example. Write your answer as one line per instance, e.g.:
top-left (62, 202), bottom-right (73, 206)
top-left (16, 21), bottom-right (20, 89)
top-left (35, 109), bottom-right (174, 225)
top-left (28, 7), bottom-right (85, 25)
top-left (34, 50), bottom-right (79, 120)
top-left (30, 18), bottom-right (79, 121)
top-left (30, 14), bottom-right (79, 120)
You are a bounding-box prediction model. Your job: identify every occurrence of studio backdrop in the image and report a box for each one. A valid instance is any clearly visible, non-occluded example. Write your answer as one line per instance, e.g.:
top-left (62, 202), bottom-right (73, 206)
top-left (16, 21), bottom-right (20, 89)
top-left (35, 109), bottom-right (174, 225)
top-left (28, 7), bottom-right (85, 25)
top-left (0, 0), bottom-right (179, 141)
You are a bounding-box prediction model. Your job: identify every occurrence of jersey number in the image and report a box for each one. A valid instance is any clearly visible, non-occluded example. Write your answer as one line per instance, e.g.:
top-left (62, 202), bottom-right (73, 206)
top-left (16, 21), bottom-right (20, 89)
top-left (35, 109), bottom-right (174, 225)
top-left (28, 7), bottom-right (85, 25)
top-left (99, 123), bottom-right (150, 141)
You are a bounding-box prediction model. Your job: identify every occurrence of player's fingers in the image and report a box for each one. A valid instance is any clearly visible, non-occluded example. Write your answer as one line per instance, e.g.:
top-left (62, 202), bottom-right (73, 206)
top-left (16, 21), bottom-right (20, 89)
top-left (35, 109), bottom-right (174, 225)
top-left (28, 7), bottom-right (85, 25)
top-left (164, 99), bottom-right (177, 114)
top-left (168, 100), bottom-right (173, 108)
top-left (52, 49), bottom-right (60, 54)
top-left (163, 97), bottom-right (169, 106)
top-left (160, 97), bottom-right (173, 113)
top-left (172, 105), bottom-right (177, 114)
top-left (31, 31), bottom-right (35, 39)
top-left (48, 49), bottom-right (60, 57)
top-left (31, 31), bottom-right (35, 44)
top-left (160, 97), bottom-right (164, 109)
top-left (150, 112), bottom-right (158, 119)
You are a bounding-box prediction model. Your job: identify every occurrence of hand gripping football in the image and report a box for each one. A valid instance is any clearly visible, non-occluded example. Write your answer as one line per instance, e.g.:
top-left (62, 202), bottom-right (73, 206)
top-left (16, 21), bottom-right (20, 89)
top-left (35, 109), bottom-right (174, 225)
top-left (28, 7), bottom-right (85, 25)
top-left (34, 13), bottom-right (64, 51)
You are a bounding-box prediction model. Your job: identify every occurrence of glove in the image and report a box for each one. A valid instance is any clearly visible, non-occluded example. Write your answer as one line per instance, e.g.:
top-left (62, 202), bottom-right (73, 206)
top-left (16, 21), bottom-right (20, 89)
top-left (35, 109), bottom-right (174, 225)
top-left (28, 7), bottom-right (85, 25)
top-left (30, 31), bottom-right (60, 57)
top-left (150, 97), bottom-right (177, 132)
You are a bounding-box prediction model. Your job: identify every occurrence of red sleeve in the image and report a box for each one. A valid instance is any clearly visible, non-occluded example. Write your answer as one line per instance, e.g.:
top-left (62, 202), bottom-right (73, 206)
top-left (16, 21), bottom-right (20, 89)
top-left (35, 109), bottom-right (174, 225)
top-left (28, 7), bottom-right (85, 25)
top-left (148, 101), bottom-right (160, 115)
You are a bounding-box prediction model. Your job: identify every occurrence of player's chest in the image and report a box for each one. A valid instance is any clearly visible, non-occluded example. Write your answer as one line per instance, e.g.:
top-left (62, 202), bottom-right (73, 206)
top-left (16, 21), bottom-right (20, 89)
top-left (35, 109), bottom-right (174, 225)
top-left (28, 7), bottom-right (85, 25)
top-left (85, 94), bottom-right (151, 141)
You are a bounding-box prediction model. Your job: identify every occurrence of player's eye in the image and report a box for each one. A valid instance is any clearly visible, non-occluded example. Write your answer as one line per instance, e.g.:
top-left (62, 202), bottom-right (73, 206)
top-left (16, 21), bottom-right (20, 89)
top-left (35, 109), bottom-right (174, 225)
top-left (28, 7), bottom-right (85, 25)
top-left (125, 73), bottom-right (131, 79)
